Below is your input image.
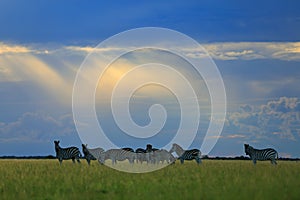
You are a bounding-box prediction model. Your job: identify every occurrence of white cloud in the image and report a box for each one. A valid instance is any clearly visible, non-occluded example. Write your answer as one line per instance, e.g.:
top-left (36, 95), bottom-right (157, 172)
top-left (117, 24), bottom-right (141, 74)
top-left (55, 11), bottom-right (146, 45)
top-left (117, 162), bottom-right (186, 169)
top-left (64, 45), bottom-right (124, 55)
top-left (0, 54), bottom-right (73, 105)
top-left (0, 42), bottom-right (52, 55)
top-left (1, 41), bottom-right (299, 112)
top-left (227, 97), bottom-right (300, 141)
top-left (0, 42), bottom-right (32, 54)
top-left (1, 41), bottom-right (300, 62)
top-left (223, 50), bottom-right (254, 57)
top-left (0, 112), bottom-right (76, 143)
top-left (186, 42), bottom-right (300, 61)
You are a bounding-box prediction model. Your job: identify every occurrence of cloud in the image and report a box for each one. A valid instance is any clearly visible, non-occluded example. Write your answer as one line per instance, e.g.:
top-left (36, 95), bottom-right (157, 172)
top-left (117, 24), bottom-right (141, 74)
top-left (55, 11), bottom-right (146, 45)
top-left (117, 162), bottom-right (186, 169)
top-left (68, 42), bottom-right (300, 61)
top-left (227, 134), bottom-right (247, 139)
top-left (223, 50), bottom-right (254, 57)
top-left (7, 41), bottom-right (300, 61)
top-left (207, 134), bottom-right (246, 139)
top-left (227, 97), bottom-right (300, 141)
top-left (185, 42), bottom-right (300, 61)
top-left (0, 42), bottom-right (52, 55)
top-left (0, 46), bottom-right (74, 105)
top-left (64, 45), bottom-right (123, 54)
top-left (0, 42), bottom-right (32, 54)
top-left (2, 41), bottom-right (300, 63)
top-left (0, 112), bottom-right (76, 143)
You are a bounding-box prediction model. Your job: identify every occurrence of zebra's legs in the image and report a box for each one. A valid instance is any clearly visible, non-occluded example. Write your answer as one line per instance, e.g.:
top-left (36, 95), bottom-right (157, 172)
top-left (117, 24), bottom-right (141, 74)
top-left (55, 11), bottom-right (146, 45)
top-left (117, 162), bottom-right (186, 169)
top-left (196, 158), bottom-right (201, 164)
top-left (98, 159), bottom-right (104, 165)
top-left (72, 158), bottom-right (76, 163)
top-left (252, 159), bottom-right (257, 165)
top-left (76, 157), bottom-right (81, 163)
top-left (98, 158), bottom-right (104, 165)
top-left (180, 158), bottom-right (184, 164)
top-left (271, 159), bottom-right (277, 165)
top-left (59, 159), bottom-right (62, 165)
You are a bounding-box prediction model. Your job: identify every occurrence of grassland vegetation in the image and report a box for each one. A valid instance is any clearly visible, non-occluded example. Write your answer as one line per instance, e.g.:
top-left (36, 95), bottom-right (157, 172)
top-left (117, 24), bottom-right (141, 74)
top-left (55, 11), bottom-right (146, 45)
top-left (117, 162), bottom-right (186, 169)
top-left (0, 159), bottom-right (299, 199)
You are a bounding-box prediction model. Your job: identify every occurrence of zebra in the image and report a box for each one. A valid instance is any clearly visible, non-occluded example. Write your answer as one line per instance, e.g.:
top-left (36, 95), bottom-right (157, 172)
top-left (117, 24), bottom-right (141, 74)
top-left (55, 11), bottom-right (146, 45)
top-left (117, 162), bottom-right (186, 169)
top-left (146, 144), bottom-right (159, 164)
top-left (54, 140), bottom-right (81, 164)
top-left (104, 149), bottom-right (136, 165)
top-left (244, 144), bottom-right (278, 165)
top-left (82, 144), bottom-right (105, 165)
top-left (169, 143), bottom-right (202, 164)
top-left (121, 147), bottom-right (135, 152)
top-left (146, 144), bottom-right (159, 152)
top-left (135, 148), bottom-right (147, 164)
top-left (152, 149), bottom-right (176, 164)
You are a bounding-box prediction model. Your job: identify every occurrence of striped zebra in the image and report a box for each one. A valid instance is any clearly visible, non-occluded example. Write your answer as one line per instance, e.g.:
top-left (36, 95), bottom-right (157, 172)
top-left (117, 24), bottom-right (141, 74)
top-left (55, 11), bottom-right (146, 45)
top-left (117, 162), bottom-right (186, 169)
top-left (82, 144), bottom-right (105, 165)
top-left (244, 144), bottom-right (278, 165)
top-left (152, 149), bottom-right (176, 164)
top-left (135, 148), bottom-right (147, 164)
top-left (54, 140), bottom-right (81, 164)
top-left (146, 144), bottom-right (159, 164)
top-left (121, 147), bottom-right (134, 152)
top-left (169, 143), bottom-right (202, 164)
top-left (104, 149), bottom-right (136, 165)
top-left (146, 144), bottom-right (159, 153)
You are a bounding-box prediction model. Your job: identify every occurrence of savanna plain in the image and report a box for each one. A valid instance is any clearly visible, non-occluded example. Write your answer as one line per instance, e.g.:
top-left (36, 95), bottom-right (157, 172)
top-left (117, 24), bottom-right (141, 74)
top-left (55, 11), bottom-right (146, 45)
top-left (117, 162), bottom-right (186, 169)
top-left (0, 159), bottom-right (299, 200)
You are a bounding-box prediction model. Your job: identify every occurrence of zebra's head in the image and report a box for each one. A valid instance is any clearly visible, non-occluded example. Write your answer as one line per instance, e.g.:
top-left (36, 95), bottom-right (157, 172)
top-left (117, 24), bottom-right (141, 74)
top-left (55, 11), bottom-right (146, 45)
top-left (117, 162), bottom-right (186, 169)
top-left (146, 144), bottom-right (153, 150)
top-left (169, 144), bottom-right (176, 153)
top-left (54, 140), bottom-right (60, 152)
top-left (244, 144), bottom-right (251, 155)
top-left (82, 144), bottom-right (89, 155)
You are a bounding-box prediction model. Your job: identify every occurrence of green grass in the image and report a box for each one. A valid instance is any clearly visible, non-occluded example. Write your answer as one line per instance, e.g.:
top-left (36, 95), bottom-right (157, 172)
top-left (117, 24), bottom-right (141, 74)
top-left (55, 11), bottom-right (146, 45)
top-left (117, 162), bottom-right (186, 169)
top-left (0, 159), bottom-right (299, 200)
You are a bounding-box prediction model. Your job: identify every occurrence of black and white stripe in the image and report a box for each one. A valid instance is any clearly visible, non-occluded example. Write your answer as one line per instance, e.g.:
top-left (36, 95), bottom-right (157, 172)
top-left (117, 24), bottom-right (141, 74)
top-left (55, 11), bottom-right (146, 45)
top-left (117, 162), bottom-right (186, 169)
top-left (244, 144), bottom-right (278, 165)
top-left (152, 149), bottom-right (176, 164)
top-left (169, 143), bottom-right (202, 164)
top-left (135, 148), bottom-right (147, 164)
top-left (121, 147), bottom-right (134, 152)
top-left (82, 144), bottom-right (105, 165)
top-left (54, 140), bottom-right (81, 164)
top-left (146, 144), bottom-right (159, 164)
top-left (104, 149), bottom-right (136, 165)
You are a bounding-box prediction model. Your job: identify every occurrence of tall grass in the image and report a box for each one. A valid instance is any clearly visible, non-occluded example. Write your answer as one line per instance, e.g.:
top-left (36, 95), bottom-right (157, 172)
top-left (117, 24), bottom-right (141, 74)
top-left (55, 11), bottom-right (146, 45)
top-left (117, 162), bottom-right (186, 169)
top-left (0, 159), bottom-right (299, 199)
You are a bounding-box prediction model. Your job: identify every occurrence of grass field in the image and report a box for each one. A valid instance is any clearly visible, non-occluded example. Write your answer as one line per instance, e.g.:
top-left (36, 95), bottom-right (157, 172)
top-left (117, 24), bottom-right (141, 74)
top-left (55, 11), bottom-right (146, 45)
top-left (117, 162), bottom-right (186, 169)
top-left (0, 159), bottom-right (299, 200)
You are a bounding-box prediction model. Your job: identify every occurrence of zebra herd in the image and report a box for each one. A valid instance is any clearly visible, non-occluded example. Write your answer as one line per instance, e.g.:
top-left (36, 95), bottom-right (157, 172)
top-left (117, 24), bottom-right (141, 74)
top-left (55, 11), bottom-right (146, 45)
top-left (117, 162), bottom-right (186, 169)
top-left (54, 141), bottom-right (200, 165)
top-left (54, 141), bottom-right (279, 166)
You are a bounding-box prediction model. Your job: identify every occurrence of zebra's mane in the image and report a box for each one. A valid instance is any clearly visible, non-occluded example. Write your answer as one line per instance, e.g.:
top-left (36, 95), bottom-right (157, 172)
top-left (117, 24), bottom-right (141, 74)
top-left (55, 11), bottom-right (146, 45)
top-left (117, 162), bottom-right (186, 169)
top-left (248, 145), bottom-right (254, 150)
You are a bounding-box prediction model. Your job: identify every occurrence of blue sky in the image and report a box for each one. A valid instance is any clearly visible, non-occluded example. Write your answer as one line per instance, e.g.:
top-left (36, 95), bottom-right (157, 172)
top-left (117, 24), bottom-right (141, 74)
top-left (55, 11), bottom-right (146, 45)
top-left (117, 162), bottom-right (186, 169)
top-left (0, 1), bottom-right (300, 157)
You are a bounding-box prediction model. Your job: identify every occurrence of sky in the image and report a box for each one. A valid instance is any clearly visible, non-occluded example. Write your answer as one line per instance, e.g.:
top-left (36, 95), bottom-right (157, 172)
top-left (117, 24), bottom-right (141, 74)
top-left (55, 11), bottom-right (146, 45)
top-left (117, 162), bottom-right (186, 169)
top-left (0, 0), bottom-right (300, 157)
